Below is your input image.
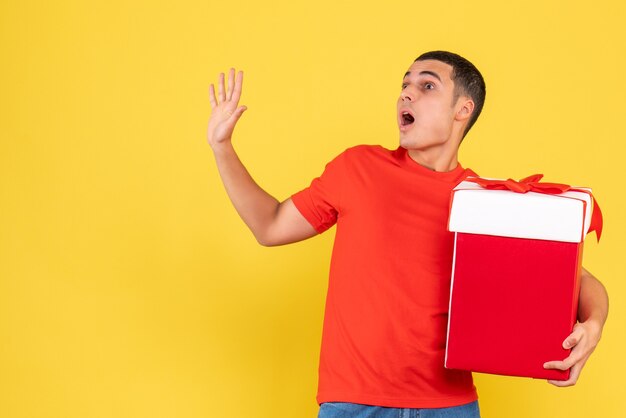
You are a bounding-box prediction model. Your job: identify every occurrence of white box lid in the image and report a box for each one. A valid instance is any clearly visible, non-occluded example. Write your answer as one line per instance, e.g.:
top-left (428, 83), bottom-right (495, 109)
top-left (448, 177), bottom-right (594, 243)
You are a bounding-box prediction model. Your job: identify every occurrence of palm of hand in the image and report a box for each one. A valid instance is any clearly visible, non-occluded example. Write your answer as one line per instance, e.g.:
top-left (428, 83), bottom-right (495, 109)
top-left (207, 68), bottom-right (247, 147)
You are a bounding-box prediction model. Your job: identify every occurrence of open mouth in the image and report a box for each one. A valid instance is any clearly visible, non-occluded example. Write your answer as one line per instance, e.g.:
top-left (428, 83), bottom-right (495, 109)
top-left (400, 110), bottom-right (415, 128)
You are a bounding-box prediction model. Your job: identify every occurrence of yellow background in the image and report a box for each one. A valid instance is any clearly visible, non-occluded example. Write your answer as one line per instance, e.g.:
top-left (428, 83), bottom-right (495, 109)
top-left (1, 0), bottom-right (624, 417)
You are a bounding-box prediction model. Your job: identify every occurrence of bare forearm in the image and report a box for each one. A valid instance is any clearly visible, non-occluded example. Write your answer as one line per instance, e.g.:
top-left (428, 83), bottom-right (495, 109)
top-left (207, 69), bottom-right (317, 247)
top-left (577, 267), bottom-right (609, 328)
top-left (212, 142), bottom-right (279, 243)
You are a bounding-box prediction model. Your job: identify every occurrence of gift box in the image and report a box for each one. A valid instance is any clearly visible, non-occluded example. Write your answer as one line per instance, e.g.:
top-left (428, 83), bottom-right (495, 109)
top-left (444, 174), bottom-right (602, 381)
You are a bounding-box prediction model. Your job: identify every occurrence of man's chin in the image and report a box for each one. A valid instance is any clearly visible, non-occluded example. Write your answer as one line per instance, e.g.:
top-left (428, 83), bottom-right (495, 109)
top-left (399, 135), bottom-right (419, 149)
top-left (399, 133), bottom-right (449, 151)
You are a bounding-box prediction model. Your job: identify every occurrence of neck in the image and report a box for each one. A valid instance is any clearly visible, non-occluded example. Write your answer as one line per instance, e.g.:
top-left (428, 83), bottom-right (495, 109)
top-left (407, 145), bottom-right (460, 172)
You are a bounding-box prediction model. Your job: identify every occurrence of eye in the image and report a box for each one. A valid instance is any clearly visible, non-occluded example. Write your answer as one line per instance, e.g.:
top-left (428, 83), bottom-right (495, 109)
top-left (401, 83), bottom-right (407, 89)
top-left (424, 82), bottom-right (434, 90)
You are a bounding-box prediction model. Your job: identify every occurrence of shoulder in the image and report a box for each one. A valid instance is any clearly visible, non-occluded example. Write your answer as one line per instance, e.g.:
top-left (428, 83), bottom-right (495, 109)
top-left (322, 144), bottom-right (397, 174)
top-left (344, 143), bottom-right (387, 154)
top-left (340, 144), bottom-right (393, 162)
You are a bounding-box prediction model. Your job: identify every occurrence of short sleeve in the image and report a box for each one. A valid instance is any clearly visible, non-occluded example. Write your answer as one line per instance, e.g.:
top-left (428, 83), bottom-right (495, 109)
top-left (290, 150), bottom-right (347, 234)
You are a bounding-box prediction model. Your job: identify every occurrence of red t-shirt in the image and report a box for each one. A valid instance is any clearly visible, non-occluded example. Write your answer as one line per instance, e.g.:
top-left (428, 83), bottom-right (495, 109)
top-left (291, 144), bottom-right (480, 408)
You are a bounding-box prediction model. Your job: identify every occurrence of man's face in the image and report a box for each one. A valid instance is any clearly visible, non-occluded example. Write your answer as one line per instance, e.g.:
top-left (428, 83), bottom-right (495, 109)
top-left (397, 59), bottom-right (462, 150)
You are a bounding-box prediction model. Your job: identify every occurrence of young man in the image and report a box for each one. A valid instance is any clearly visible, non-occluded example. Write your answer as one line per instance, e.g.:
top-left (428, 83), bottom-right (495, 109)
top-left (207, 51), bottom-right (608, 418)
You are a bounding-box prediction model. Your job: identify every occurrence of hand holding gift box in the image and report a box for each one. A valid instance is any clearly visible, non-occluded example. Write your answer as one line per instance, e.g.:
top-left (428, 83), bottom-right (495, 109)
top-left (444, 173), bottom-right (605, 383)
top-left (543, 266), bottom-right (606, 387)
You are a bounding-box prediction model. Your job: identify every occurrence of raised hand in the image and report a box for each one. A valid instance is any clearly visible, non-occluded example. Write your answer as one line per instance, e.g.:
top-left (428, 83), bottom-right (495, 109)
top-left (207, 68), bottom-right (247, 149)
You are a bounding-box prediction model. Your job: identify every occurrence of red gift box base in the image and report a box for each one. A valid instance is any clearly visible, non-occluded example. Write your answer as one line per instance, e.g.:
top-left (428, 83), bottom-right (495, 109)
top-left (445, 232), bottom-right (583, 381)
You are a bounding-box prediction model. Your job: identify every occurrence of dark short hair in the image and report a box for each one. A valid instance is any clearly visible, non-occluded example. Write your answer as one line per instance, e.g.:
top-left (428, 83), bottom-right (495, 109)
top-left (415, 51), bottom-right (486, 140)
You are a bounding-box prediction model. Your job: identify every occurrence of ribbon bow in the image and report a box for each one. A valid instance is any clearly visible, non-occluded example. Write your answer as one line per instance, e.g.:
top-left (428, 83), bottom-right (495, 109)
top-left (465, 174), bottom-right (603, 242)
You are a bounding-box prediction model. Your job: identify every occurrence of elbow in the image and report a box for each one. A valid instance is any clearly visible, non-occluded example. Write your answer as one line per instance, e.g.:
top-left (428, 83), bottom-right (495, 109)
top-left (254, 232), bottom-right (270, 247)
top-left (256, 232), bottom-right (292, 247)
top-left (256, 236), bottom-right (274, 247)
top-left (254, 231), bottom-right (277, 247)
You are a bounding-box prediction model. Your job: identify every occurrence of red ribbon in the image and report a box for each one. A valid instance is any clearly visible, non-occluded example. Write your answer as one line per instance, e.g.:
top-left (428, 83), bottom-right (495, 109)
top-left (465, 174), bottom-right (603, 242)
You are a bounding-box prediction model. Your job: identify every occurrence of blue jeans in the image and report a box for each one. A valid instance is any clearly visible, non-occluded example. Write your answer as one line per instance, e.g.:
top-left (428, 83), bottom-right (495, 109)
top-left (317, 400), bottom-right (480, 418)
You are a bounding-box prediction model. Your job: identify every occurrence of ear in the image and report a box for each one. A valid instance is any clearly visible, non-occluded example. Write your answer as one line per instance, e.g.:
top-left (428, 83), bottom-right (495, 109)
top-left (455, 97), bottom-right (475, 122)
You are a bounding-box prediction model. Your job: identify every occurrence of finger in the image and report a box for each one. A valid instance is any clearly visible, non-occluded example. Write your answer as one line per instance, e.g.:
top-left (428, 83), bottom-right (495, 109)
top-left (209, 84), bottom-right (217, 109)
top-left (563, 325), bottom-right (584, 349)
top-left (547, 378), bottom-right (574, 387)
top-left (231, 70), bottom-right (244, 104)
top-left (547, 362), bottom-right (583, 387)
top-left (218, 72), bottom-right (226, 102)
top-left (229, 105), bottom-right (247, 122)
top-left (227, 68), bottom-right (235, 100)
top-left (544, 358), bottom-right (574, 371)
top-left (544, 348), bottom-right (587, 371)
top-left (567, 360), bottom-right (583, 384)
top-left (544, 360), bottom-right (567, 371)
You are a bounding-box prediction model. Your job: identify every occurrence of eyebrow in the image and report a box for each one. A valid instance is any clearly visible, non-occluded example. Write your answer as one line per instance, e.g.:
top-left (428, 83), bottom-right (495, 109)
top-left (403, 70), bottom-right (442, 83)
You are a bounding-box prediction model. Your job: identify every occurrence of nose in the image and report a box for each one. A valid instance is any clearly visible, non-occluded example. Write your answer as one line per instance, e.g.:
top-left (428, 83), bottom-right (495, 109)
top-left (400, 91), bottom-right (413, 102)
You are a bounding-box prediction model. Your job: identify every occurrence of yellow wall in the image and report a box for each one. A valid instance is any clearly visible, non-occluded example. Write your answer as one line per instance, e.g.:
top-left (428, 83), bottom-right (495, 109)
top-left (1, 0), bottom-right (624, 417)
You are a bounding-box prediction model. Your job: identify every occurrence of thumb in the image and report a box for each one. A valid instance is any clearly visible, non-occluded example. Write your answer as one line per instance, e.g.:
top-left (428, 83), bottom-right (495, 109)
top-left (230, 105), bottom-right (247, 121)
